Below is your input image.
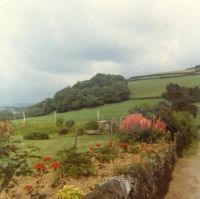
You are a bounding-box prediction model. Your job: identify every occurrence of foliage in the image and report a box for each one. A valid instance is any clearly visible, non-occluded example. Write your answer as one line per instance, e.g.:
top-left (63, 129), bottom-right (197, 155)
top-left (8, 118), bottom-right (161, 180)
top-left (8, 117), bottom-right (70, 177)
top-left (162, 83), bottom-right (200, 117)
top-left (57, 185), bottom-right (86, 199)
top-left (64, 120), bottom-right (75, 128)
top-left (57, 148), bottom-right (95, 177)
top-left (89, 142), bottom-right (119, 162)
top-left (77, 128), bottom-right (84, 136)
top-left (58, 128), bottom-right (69, 135)
top-left (171, 111), bottom-right (199, 153)
top-left (128, 103), bottom-right (155, 119)
top-left (56, 117), bottom-right (64, 129)
top-left (119, 113), bottom-right (166, 143)
top-left (23, 132), bottom-right (49, 140)
top-left (85, 121), bottom-right (98, 130)
top-left (26, 73), bottom-right (130, 116)
top-left (0, 121), bottom-right (10, 141)
top-left (23, 156), bottom-right (61, 198)
top-left (0, 128), bottom-right (40, 193)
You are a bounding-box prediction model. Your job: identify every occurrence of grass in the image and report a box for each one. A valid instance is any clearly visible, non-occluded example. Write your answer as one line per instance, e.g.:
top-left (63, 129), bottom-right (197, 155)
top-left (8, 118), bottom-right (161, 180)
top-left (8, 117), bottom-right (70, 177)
top-left (11, 74), bottom-right (200, 157)
top-left (128, 75), bottom-right (200, 98)
top-left (13, 134), bottom-right (114, 158)
top-left (15, 99), bottom-right (160, 125)
top-left (182, 140), bottom-right (200, 157)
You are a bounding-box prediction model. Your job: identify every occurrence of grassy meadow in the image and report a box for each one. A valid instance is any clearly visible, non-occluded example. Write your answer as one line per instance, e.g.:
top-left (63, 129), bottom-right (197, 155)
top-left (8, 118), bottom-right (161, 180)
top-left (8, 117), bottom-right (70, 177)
top-left (11, 74), bottom-right (200, 158)
top-left (128, 74), bottom-right (200, 98)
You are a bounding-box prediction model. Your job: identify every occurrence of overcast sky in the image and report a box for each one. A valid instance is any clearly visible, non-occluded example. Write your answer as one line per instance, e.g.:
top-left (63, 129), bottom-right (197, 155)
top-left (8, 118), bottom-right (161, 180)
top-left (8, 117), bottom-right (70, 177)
top-left (0, 0), bottom-right (200, 105)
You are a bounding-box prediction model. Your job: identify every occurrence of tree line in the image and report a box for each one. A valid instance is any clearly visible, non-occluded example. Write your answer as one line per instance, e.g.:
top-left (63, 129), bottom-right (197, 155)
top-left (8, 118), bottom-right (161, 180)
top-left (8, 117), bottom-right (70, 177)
top-left (26, 73), bottom-right (130, 117)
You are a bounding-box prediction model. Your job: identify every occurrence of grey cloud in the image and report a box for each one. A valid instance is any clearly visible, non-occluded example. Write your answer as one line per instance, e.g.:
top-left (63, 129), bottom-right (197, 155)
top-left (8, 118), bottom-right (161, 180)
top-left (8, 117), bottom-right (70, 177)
top-left (1, 0), bottom-right (200, 104)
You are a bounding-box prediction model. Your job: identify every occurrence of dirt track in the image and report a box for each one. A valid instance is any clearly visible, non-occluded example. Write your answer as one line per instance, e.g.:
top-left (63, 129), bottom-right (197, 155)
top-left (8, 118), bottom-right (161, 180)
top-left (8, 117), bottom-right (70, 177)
top-left (165, 144), bottom-right (200, 199)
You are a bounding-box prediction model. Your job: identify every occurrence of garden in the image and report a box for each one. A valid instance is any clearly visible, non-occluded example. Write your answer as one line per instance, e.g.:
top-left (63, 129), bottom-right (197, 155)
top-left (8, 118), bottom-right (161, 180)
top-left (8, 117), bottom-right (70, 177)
top-left (0, 83), bottom-right (200, 199)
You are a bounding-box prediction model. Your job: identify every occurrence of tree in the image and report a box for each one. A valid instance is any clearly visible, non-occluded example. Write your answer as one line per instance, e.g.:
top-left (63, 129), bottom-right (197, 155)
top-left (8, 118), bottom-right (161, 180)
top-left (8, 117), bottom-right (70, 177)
top-left (27, 74), bottom-right (130, 117)
top-left (162, 83), bottom-right (200, 117)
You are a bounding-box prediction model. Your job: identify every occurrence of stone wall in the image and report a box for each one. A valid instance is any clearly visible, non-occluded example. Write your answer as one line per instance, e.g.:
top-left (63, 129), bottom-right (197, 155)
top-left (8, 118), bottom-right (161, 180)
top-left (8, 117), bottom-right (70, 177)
top-left (85, 145), bottom-right (177, 199)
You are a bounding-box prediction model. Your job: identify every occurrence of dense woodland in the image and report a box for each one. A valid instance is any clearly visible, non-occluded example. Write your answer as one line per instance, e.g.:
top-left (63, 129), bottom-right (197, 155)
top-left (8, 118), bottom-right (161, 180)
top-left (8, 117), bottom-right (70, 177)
top-left (26, 73), bottom-right (130, 117)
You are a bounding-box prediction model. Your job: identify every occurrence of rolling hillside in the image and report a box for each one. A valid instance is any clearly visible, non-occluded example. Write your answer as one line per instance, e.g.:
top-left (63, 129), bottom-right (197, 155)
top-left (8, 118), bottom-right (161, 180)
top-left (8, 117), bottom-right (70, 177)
top-left (16, 67), bottom-right (200, 125)
top-left (128, 75), bottom-right (200, 99)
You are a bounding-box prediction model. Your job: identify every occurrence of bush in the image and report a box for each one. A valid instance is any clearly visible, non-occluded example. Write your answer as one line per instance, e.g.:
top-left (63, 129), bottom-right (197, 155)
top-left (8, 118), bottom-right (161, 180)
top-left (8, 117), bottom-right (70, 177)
top-left (90, 143), bottom-right (119, 162)
top-left (58, 128), bottom-right (69, 135)
top-left (119, 113), bottom-right (166, 143)
top-left (64, 120), bottom-right (75, 128)
top-left (57, 148), bottom-right (95, 177)
top-left (85, 121), bottom-right (98, 130)
top-left (56, 118), bottom-right (64, 129)
top-left (23, 132), bottom-right (49, 140)
top-left (77, 128), bottom-right (84, 136)
top-left (172, 111), bottom-right (199, 154)
top-left (57, 185), bottom-right (86, 199)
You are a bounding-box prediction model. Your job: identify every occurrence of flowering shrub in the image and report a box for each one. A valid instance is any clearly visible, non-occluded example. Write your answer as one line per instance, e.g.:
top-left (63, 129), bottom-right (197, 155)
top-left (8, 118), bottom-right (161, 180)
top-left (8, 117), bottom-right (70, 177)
top-left (89, 142), bottom-right (119, 162)
top-left (120, 113), bottom-right (166, 132)
top-left (57, 185), bottom-right (86, 199)
top-left (34, 162), bottom-right (46, 173)
top-left (120, 143), bottom-right (129, 152)
top-left (42, 156), bottom-right (52, 162)
top-left (57, 148), bottom-right (95, 177)
top-left (50, 161), bottom-right (61, 170)
top-left (119, 113), bottom-right (166, 143)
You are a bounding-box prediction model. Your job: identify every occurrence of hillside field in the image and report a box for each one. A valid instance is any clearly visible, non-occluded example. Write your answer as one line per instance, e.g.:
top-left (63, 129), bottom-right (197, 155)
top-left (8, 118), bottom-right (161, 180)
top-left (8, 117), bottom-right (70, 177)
top-left (11, 73), bottom-right (200, 159)
top-left (15, 74), bottom-right (200, 126)
top-left (128, 74), bottom-right (200, 98)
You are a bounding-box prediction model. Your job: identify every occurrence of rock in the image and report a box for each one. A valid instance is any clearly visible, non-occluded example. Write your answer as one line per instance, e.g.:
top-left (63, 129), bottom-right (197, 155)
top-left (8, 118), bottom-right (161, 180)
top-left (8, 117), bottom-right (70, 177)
top-left (38, 193), bottom-right (47, 199)
top-left (84, 177), bottom-right (131, 199)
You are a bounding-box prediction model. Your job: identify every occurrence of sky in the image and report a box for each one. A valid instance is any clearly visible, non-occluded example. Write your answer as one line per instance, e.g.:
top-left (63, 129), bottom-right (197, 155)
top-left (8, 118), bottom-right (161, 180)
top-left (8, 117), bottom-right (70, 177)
top-left (1, 0), bottom-right (200, 105)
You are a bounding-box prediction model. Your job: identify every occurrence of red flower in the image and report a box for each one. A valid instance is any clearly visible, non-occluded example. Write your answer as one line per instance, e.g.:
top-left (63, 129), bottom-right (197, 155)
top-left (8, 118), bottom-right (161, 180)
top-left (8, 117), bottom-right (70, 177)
top-left (50, 161), bottom-right (61, 170)
top-left (96, 143), bottom-right (102, 148)
top-left (24, 184), bottom-right (33, 191)
top-left (34, 162), bottom-right (46, 173)
top-left (42, 156), bottom-right (52, 162)
top-left (120, 143), bottom-right (129, 151)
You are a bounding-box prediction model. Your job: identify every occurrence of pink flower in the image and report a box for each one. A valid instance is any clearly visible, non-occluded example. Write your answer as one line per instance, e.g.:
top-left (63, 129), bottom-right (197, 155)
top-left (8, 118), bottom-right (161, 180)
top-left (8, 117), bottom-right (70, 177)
top-left (120, 113), bottom-right (166, 133)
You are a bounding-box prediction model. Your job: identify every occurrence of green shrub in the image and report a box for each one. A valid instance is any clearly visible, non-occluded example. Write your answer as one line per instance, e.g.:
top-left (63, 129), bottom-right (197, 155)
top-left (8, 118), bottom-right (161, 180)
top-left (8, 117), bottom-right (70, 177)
top-left (58, 128), bottom-right (69, 135)
top-left (85, 121), bottom-right (98, 130)
top-left (56, 118), bottom-right (64, 129)
top-left (172, 111), bottom-right (199, 154)
top-left (77, 128), bottom-right (84, 136)
top-left (64, 120), bottom-right (75, 128)
top-left (57, 148), bottom-right (96, 178)
top-left (57, 185), bottom-right (86, 199)
top-left (23, 132), bottom-right (49, 140)
top-left (91, 144), bottom-right (119, 162)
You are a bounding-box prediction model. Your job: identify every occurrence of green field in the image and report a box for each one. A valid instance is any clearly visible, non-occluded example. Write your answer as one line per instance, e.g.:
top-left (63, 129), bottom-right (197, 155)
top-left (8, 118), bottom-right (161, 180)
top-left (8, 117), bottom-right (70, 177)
top-left (12, 74), bottom-right (200, 157)
top-left (13, 134), bottom-right (114, 158)
top-left (128, 75), bottom-right (200, 98)
top-left (18, 99), bottom-right (159, 125)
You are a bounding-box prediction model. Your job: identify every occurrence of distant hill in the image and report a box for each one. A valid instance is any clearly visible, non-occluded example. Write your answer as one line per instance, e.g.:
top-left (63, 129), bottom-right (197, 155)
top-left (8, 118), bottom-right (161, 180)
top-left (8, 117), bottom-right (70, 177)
top-left (26, 73), bottom-right (130, 117)
top-left (129, 65), bottom-right (200, 81)
top-left (128, 65), bottom-right (200, 99)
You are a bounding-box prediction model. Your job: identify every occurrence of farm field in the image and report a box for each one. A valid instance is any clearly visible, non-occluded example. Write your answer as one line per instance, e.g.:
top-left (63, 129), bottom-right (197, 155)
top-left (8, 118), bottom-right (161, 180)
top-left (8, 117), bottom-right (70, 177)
top-left (17, 99), bottom-right (159, 125)
top-left (11, 74), bottom-right (200, 159)
top-left (13, 134), bottom-right (114, 159)
top-left (128, 74), bottom-right (200, 98)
